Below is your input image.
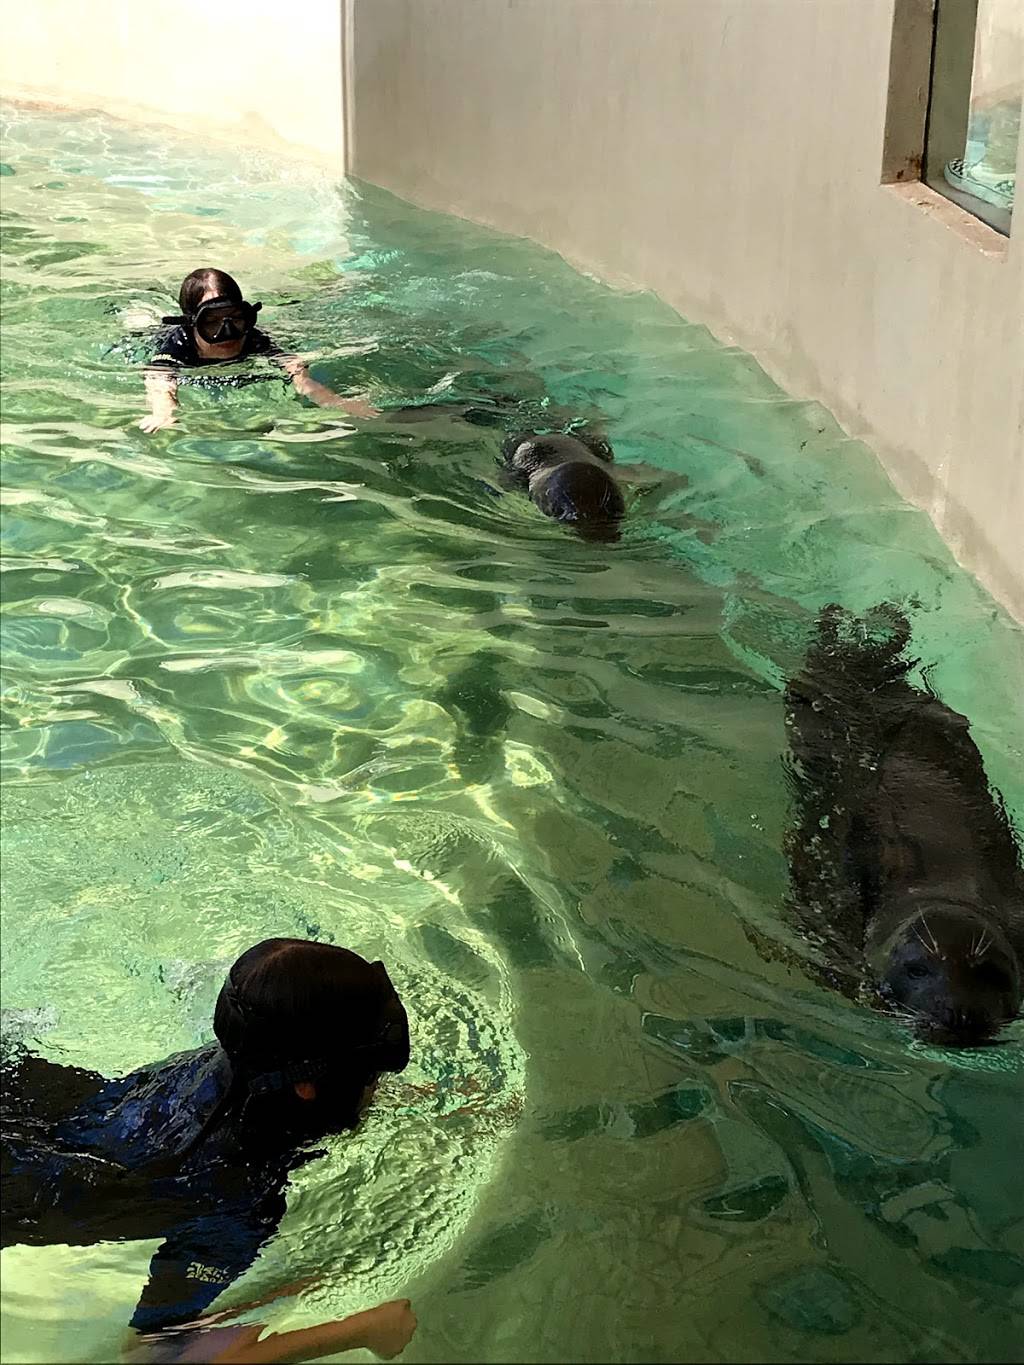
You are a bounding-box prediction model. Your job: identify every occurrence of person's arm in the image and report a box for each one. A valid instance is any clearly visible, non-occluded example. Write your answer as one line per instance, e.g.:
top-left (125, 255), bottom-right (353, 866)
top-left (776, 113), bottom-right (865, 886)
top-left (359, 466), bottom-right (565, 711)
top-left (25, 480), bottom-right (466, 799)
top-left (139, 369), bottom-right (179, 433)
top-left (123, 1299), bottom-right (417, 1363)
top-left (272, 353), bottom-right (379, 420)
top-left (126, 1189), bottom-right (288, 1340)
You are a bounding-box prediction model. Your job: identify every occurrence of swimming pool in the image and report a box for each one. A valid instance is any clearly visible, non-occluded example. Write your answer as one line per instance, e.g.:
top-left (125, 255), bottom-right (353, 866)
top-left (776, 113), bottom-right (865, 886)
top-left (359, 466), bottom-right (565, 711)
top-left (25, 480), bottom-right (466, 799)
top-left (1, 102), bottom-right (1022, 1362)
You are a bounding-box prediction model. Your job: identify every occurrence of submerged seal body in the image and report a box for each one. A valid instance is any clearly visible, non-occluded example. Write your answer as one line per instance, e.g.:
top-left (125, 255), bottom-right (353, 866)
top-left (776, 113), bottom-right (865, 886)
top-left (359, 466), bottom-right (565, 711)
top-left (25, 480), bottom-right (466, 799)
top-left (783, 605), bottom-right (1024, 1046)
top-left (501, 432), bottom-right (625, 539)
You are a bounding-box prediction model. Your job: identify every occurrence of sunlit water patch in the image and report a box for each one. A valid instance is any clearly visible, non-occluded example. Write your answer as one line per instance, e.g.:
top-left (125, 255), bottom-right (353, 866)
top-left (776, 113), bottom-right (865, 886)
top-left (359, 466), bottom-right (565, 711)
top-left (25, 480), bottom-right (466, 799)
top-left (0, 760), bottom-right (525, 1362)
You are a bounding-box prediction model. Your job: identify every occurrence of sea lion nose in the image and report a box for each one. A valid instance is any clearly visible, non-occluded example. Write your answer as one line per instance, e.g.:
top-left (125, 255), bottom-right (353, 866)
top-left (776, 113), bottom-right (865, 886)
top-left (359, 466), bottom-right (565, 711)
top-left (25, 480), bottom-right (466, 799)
top-left (921, 1002), bottom-right (995, 1046)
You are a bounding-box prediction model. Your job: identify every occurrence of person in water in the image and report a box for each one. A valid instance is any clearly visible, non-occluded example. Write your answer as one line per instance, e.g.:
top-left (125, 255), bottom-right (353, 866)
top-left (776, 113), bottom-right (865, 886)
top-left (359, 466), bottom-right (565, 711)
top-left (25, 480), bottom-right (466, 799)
top-left (139, 269), bottom-right (378, 432)
top-left (2, 938), bottom-right (419, 1363)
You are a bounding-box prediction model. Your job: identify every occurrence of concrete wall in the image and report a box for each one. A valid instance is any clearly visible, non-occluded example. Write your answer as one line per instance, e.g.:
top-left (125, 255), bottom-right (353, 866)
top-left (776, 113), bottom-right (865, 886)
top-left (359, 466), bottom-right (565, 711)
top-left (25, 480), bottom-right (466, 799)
top-left (0, 0), bottom-right (344, 165)
top-left (347, 0), bottom-right (1024, 618)
top-left (975, 0), bottom-right (1023, 98)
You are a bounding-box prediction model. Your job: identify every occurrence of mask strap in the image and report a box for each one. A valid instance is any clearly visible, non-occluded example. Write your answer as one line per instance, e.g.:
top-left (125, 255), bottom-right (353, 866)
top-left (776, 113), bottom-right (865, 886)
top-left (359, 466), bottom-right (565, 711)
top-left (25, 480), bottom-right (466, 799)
top-left (161, 301), bottom-right (260, 328)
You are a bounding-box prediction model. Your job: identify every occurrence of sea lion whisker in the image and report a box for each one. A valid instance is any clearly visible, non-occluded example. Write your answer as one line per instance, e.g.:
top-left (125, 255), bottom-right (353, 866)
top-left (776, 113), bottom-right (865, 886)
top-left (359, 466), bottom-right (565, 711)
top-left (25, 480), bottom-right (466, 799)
top-left (893, 1011), bottom-right (928, 1030)
top-left (896, 1004), bottom-right (925, 1020)
top-left (913, 925), bottom-right (936, 957)
top-left (918, 915), bottom-right (941, 956)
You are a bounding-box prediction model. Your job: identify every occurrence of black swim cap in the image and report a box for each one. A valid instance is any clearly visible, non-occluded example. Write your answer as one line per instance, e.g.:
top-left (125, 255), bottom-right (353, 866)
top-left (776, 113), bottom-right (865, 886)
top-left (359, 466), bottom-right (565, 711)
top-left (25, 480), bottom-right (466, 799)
top-left (213, 938), bottom-right (410, 1096)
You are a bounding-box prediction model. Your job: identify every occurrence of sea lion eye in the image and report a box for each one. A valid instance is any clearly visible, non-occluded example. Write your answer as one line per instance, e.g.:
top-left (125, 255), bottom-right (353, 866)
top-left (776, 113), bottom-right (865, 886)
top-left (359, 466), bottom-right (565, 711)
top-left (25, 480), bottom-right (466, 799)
top-left (905, 961), bottom-right (930, 980)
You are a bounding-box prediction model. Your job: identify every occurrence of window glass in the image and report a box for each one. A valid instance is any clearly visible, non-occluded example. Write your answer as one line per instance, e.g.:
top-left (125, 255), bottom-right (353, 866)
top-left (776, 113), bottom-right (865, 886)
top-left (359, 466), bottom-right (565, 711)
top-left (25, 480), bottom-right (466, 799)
top-left (926, 0), bottom-right (1021, 236)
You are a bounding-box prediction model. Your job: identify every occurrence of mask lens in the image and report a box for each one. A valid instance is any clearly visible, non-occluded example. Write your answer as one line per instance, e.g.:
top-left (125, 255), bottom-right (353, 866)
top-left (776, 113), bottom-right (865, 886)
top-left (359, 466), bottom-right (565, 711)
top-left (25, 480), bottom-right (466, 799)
top-left (194, 301), bottom-right (249, 344)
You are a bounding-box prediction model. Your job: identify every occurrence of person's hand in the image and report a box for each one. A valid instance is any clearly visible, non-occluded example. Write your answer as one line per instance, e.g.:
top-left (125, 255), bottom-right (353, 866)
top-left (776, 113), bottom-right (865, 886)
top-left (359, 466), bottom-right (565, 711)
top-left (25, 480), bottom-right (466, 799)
top-left (138, 411), bottom-right (177, 434)
top-left (356, 1300), bottom-right (418, 1359)
top-left (332, 396), bottom-right (380, 420)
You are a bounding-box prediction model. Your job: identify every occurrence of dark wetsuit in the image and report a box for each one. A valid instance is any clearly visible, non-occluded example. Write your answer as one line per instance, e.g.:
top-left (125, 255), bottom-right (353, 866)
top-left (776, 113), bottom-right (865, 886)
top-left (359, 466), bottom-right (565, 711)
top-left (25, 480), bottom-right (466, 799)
top-left (2, 1046), bottom-right (302, 1334)
top-left (141, 325), bottom-right (285, 391)
top-left (149, 325), bottom-right (282, 371)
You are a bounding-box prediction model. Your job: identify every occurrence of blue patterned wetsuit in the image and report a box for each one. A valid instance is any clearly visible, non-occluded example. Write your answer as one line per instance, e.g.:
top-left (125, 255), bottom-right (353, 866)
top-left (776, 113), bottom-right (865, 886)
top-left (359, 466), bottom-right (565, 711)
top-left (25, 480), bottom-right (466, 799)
top-left (2, 1047), bottom-right (302, 1333)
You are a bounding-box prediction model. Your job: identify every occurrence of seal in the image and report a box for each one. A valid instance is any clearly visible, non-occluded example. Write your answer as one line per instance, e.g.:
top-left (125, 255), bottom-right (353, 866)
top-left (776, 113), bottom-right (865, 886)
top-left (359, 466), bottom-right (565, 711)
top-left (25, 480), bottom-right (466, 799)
top-left (783, 604), bottom-right (1024, 1046)
top-left (501, 431), bottom-right (625, 539)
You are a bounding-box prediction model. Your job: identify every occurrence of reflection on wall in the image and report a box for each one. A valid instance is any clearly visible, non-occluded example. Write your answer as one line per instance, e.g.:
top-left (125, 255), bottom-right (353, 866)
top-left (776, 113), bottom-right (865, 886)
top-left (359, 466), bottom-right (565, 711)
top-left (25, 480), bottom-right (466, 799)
top-left (0, 0), bottom-right (344, 164)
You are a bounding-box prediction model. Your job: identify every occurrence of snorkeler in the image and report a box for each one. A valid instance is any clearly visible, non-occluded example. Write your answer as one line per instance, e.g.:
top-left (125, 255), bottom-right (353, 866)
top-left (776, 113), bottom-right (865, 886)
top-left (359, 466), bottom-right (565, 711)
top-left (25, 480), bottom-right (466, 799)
top-left (2, 938), bottom-right (418, 1363)
top-left (138, 269), bottom-right (378, 432)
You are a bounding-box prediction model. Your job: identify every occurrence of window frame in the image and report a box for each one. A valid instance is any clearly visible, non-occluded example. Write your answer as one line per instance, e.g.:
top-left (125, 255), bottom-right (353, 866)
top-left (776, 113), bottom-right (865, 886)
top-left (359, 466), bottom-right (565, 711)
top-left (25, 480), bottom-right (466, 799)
top-left (882, 0), bottom-right (1017, 239)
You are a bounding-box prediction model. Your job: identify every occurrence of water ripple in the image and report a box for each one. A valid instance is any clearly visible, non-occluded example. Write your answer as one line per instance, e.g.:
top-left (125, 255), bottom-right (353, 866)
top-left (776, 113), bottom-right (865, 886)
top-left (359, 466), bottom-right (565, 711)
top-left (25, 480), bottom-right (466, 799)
top-left (2, 101), bottom-right (1023, 1364)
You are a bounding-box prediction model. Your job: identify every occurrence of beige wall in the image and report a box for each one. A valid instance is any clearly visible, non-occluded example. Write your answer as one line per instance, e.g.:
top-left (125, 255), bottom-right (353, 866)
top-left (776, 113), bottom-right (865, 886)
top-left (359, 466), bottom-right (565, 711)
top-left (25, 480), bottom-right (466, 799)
top-left (0, 0), bottom-right (344, 165)
top-left (975, 0), bottom-right (1023, 99)
top-left (348, 0), bottom-right (1024, 618)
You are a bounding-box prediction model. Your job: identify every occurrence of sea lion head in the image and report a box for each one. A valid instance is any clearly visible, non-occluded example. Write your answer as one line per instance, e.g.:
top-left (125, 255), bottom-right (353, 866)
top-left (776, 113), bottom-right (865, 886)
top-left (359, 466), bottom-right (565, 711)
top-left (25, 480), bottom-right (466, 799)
top-left (527, 462), bottom-right (625, 540)
top-left (874, 903), bottom-right (1021, 1046)
top-left (503, 432), bottom-right (612, 476)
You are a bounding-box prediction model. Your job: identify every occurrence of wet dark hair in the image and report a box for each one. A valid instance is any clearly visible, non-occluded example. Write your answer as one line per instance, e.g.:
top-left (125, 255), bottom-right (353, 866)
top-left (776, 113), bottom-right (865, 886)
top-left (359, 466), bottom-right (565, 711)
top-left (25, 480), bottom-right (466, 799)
top-left (178, 268), bottom-right (244, 316)
top-left (214, 938), bottom-right (410, 1131)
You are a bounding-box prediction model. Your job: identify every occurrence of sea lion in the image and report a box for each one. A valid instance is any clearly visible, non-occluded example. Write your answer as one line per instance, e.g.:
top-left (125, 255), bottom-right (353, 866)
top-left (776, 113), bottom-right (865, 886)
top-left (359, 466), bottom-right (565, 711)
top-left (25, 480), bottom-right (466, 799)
top-left (501, 431), bottom-right (625, 540)
top-left (783, 604), bottom-right (1024, 1046)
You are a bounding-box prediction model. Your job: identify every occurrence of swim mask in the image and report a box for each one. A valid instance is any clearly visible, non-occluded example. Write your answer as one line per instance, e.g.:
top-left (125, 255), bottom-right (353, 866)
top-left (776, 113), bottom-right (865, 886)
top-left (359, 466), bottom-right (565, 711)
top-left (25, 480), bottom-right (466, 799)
top-left (163, 296), bottom-right (262, 344)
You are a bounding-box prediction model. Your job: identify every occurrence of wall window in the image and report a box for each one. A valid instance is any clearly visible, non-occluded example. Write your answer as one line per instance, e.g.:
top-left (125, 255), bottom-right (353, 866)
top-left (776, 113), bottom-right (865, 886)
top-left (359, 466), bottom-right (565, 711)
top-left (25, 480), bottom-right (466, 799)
top-left (924, 0), bottom-right (1021, 236)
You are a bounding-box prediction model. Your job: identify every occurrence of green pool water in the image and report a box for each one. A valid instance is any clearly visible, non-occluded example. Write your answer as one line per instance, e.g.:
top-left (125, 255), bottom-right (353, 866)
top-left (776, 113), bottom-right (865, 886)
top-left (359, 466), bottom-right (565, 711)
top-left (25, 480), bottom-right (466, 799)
top-left (1, 103), bottom-right (1022, 1364)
